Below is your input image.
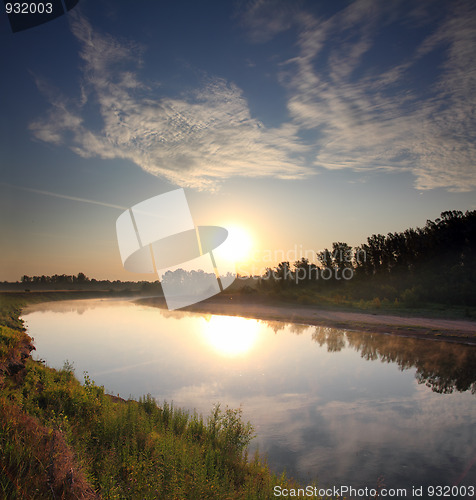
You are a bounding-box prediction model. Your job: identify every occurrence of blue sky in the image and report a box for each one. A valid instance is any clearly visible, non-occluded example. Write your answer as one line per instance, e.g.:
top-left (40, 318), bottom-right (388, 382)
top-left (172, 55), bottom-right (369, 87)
top-left (1, 0), bottom-right (475, 281)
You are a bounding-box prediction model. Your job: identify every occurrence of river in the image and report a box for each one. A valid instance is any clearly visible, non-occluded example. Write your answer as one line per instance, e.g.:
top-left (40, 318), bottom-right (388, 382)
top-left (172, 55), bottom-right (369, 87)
top-left (22, 298), bottom-right (476, 492)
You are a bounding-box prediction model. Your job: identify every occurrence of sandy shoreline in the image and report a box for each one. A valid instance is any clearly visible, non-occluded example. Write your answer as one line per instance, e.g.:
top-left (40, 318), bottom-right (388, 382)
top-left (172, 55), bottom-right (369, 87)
top-left (139, 294), bottom-right (476, 345)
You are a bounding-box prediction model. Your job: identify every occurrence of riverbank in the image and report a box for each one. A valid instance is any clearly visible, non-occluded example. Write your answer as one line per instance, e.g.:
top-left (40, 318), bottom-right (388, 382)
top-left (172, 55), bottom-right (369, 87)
top-left (139, 293), bottom-right (476, 345)
top-left (0, 292), bottom-right (312, 499)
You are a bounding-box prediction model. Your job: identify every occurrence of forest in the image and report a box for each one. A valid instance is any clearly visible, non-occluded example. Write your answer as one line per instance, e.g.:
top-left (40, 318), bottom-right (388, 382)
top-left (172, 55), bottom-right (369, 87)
top-left (258, 210), bottom-right (476, 308)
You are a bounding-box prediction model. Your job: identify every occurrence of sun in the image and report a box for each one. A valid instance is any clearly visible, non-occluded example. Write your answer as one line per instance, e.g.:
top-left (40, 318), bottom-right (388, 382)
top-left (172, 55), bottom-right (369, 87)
top-left (220, 225), bottom-right (253, 263)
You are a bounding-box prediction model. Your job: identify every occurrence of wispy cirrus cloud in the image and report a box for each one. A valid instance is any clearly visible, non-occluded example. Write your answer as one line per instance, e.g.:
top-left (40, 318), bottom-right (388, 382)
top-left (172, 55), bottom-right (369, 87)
top-left (30, 13), bottom-right (311, 190)
top-left (30, 2), bottom-right (476, 192)
top-left (242, 0), bottom-right (476, 192)
top-left (235, 0), bottom-right (299, 43)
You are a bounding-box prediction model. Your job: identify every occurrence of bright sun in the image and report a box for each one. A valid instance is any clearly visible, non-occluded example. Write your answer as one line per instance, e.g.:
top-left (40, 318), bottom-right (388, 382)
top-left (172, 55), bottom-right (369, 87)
top-left (221, 225), bottom-right (253, 263)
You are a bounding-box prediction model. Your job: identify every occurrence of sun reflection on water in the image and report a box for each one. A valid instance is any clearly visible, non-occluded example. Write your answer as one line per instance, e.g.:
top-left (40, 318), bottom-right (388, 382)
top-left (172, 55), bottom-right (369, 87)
top-left (201, 315), bottom-right (262, 357)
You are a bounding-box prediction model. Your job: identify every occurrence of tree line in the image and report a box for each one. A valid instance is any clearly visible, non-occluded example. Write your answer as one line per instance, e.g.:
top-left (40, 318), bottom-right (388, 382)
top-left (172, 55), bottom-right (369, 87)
top-left (5, 210), bottom-right (475, 307)
top-left (20, 272), bottom-right (90, 284)
top-left (0, 273), bottom-right (162, 294)
top-left (259, 210), bottom-right (476, 307)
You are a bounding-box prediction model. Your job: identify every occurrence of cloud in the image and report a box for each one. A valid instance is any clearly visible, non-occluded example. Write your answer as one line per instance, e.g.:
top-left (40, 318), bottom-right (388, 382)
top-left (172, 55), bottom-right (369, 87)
top-left (235, 0), bottom-right (299, 43)
top-left (30, 13), bottom-right (312, 190)
top-left (242, 0), bottom-right (476, 192)
top-left (31, 3), bottom-right (476, 192)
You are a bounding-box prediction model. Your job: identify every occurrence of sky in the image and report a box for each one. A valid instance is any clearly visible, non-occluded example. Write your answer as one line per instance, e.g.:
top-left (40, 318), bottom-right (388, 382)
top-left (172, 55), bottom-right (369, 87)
top-left (1, 0), bottom-right (475, 281)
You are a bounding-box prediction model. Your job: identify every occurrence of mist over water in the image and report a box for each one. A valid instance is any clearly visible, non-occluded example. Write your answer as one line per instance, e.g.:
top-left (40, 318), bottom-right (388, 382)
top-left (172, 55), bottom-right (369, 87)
top-left (23, 299), bottom-right (476, 489)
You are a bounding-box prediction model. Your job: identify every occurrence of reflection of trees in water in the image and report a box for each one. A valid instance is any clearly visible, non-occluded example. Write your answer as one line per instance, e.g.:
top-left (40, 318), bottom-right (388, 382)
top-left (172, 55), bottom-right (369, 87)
top-left (156, 308), bottom-right (210, 321)
top-left (309, 327), bottom-right (476, 395)
top-left (256, 320), bottom-right (317, 336)
top-left (25, 300), bottom-right (124, 316)
top-left (312, 327), bottom-right (347, 352)
top-left (263, 321), bottom-right (286, 334)
top-left (288, 323), bottom-right (309, 336)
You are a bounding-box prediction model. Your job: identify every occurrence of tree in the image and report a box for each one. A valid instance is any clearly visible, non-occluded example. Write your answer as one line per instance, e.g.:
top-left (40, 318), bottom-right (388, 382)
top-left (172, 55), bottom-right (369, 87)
top-left (293, 258), bottom-right (318, 285)
top-left (317, 249), bottom-right (333, 269)
top-left (75, 272), bottom-right (89, 283)
top-left (331, 242), bottom-right (353, 273)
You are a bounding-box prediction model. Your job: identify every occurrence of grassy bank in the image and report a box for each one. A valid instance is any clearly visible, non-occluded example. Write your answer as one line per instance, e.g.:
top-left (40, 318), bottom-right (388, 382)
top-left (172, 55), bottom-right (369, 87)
top-left (269, 288), bottom-right (476, 320)
top-left (228, 279), bottom-right (476, 321)
top-left (0, 292), bottom-right (323, 499)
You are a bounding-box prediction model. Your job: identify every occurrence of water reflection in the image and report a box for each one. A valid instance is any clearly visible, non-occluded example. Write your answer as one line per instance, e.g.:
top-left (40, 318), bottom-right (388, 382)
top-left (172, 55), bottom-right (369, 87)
top-left (22, 299), bottom-right (476, 489)
top-left (309, 327), bottom-right (476, 395)
top-left (23, 298), bottom-right (476, 396)
top-left (201, 316), bottom-right (260, 356)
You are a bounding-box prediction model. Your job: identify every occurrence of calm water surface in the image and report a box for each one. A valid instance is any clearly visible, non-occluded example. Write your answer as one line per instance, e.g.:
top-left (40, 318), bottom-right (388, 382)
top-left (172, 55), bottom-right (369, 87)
top-left (22, 299), bottom-right (476, 491)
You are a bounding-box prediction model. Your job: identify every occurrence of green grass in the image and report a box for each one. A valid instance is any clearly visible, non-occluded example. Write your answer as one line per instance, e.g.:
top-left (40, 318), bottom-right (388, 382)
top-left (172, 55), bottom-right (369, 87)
top-left (254, 286), bottom-right (476, 320)
top-left (0, 292), bottom-right (326, 499)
